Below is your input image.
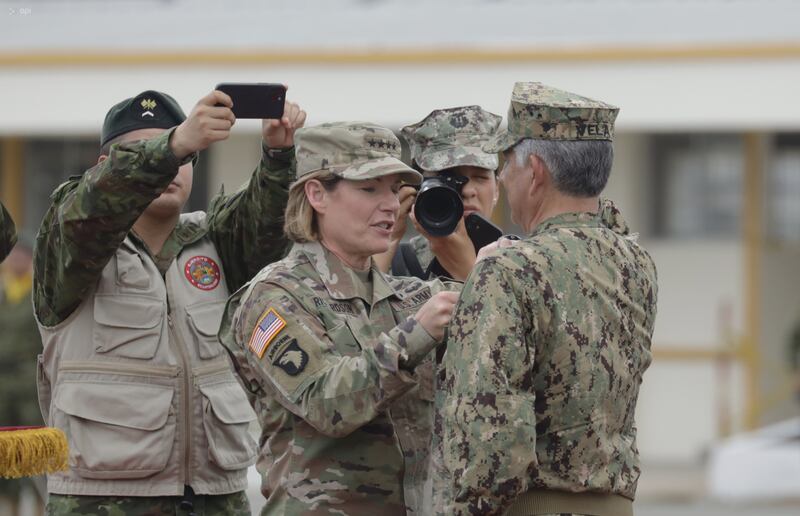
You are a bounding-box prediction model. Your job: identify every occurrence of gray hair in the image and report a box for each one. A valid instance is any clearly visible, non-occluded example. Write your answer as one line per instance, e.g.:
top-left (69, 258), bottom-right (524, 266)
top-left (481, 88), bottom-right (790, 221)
top-left (512, 138), bottom-right (613, 197)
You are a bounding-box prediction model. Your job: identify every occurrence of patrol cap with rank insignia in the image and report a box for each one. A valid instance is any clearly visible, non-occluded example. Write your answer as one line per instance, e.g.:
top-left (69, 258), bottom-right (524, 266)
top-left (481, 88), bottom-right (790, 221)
top-left (484, 82), bottom-right (619, 154)
top-left (402, 105), bottom-right (501, 173)
top-left (100, 90), bottom-right (187, 148)
top-left (292, 122), bottom-right (422, 188)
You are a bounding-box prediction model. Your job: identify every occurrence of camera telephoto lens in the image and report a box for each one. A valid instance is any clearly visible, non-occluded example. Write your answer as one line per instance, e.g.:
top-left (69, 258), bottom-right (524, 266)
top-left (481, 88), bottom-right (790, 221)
top-left (414, 177), bottom-right (464, 236)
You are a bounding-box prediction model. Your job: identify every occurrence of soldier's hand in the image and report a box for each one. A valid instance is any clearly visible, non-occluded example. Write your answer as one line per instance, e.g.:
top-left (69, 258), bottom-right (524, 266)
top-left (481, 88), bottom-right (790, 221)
top-left (391, 186), bottom-right (417, 242)
top-left (170, 90), bottom-right (236, 159)
top-left (411, 213), bottom-right (477, 281)
top-left (372, 186), bottom-right (417, 273)
top-left (414, 291), bottom-right (459, 342)
top-left (263, 100), bottom-right (307, 149)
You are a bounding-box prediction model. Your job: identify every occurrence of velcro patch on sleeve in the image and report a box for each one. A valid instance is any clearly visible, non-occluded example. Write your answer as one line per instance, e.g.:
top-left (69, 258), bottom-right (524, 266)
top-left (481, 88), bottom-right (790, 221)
top-left (248, 308), bottom-right (286, 359)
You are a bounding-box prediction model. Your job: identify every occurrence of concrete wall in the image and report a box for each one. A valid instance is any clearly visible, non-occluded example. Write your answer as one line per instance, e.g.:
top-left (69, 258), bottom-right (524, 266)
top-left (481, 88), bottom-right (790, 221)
top-left (760, 246), bottom-right (800, 424)
top-left (3, 58), bottom-right (800, 135)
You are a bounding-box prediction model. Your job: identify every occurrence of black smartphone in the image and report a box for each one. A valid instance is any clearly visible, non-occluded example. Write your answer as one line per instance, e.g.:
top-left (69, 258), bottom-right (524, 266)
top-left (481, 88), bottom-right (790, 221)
top-left (465, 213), bottom-right (503, 252)
top-left (214, 83), bottom-right (286, 119)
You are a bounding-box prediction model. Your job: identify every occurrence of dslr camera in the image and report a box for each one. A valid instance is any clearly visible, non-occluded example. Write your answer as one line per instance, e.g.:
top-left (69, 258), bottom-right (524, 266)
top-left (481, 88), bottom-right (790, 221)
top-left (412, 172), bottom-right (468, 236)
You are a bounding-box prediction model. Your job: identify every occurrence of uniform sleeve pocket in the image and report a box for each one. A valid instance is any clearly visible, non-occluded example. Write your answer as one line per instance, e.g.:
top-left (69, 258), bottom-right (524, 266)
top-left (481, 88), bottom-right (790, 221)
top-left (198, 381), bottom-right (258, 471)
top-left (93, 294), bottom-right (164, 359)
top-left (186, 300), bottom-right (226, 359)
top-left (54, 381), bottom-right (176, 479)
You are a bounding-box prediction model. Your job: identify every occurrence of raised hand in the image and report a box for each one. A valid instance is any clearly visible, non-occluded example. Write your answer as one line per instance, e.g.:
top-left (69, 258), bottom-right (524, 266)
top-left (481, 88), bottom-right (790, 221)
top-left (413, 291), bottom-right (459, 342)
top-left (263, 100), bottom-right (307, 149)
top-left (170, 90), bottom-right (236, 159)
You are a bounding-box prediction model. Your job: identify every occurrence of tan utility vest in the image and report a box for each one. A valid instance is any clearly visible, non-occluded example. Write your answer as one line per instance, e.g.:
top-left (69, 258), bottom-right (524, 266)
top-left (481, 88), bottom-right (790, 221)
top-left (37, 213), bottom-right (258, 497)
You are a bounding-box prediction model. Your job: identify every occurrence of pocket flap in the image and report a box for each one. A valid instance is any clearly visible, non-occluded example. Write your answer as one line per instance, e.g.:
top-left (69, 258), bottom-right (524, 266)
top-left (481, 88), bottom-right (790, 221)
top-left (94, 294), bottom-right (163, 330)
top-left (55, 382), bottom-right (174, 431)
top-left (199, 382), bottom-right (257, 424)
top-left (186, 300), bottom-right (226, 337)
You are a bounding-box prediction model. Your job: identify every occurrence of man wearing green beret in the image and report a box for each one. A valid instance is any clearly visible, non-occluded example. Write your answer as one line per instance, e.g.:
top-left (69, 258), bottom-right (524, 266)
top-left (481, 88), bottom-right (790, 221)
top-left (437, 83), bottom-right (658, 516)
top-left (34, 88), bottom-right (306, 515)
top-left (0, 201), bottom-right (16, 263)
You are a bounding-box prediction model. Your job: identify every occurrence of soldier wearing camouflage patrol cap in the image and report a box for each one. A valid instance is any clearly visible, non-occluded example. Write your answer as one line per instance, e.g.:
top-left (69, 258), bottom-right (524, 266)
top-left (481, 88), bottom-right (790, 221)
top-left (0, 201), bottom-right (16, 263)
top-left (437, 83), bottom-right (658, 516)
top-left (374, 106), bottom-right (503, 281)
top-left (33, 87), bottom-right (306, 515)
top-left (219, 121), bottom-right (464, 515)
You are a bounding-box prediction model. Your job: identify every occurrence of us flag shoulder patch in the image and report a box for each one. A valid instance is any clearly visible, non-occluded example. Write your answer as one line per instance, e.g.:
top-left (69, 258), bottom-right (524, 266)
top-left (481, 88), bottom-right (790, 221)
top-left (248, 308), bottom-right (286, 359)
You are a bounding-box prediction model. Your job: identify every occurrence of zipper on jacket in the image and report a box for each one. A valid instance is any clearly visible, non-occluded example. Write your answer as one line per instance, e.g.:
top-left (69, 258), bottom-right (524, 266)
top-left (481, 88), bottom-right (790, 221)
top-left (167, 313), bottom-right (193, 487)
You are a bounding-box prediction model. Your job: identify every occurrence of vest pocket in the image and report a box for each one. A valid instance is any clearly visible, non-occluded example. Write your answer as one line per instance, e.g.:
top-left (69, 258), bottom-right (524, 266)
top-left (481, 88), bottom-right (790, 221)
top-left (53, 381), bottom-right (176, 479)
top-left (93, 294), bottom-right (164, 359)
top-left (186, 300), bottom-right (226, 359)
top-left (198, 381), bottom-right (258, 470)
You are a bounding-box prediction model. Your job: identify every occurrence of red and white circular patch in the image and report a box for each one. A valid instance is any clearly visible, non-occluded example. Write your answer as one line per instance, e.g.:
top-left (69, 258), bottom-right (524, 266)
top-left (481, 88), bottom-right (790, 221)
top-left (184, 256), bottom-right (221, 290)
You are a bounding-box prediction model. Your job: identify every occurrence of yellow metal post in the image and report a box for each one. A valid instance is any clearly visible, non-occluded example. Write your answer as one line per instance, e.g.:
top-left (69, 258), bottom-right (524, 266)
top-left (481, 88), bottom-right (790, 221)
top-left (742, 133), bottom-right (764, 429)
top-left (0, 137), bottom-right (25, 224)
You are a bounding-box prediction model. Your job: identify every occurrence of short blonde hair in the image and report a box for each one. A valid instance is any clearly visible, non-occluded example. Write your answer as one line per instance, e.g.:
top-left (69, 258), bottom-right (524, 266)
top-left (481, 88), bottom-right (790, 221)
top-left (283, 171), bottom-right (342, 243)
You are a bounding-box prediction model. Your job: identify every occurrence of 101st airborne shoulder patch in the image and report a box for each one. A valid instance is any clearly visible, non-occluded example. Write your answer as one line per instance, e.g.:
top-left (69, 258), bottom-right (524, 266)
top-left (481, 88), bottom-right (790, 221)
top-left (273, 339), bottom-right (309, 376)
top-left (248, 307), bottom-right (286, 359)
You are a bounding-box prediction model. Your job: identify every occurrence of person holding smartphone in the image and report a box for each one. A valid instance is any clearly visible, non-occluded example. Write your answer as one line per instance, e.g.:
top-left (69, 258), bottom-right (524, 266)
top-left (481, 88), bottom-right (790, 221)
top-left (34, 88), bottom-right (306, 515)
top-left (373, 105), bottom-right (502, 281)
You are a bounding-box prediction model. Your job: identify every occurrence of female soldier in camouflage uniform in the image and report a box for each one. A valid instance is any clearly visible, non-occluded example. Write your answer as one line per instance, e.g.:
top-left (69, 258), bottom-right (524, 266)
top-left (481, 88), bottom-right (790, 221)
top-left (220, 122), bottom-right (461, 515)
top-left (374, 105), bottom-right (502, 281)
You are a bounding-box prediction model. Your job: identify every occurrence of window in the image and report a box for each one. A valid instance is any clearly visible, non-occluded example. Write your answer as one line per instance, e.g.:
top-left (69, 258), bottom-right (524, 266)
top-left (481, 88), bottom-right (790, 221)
top-left (769, 134), bottom-right (800, 243)
top-left (652, 134), bottom-right (743, 238)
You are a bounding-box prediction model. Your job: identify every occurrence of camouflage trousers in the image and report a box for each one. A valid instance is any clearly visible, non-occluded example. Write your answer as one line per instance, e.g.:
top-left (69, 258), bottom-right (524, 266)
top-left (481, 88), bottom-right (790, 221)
top-left (46, 490), bottom-right (250, 516)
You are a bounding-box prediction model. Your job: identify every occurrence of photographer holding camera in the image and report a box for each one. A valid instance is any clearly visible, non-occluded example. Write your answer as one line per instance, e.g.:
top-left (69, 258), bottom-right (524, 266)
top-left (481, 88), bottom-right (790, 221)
top-left (374, 106), bottom-right (502, 281)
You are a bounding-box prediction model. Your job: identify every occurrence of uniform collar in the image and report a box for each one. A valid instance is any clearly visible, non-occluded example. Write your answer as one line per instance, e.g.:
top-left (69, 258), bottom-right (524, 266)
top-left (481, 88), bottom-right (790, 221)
top-left (293, 241), bottom-right (399, 304)
top-left (126, 215), bottom-right (209, 275)
top-left (531, 198), bottom-right (631, 237)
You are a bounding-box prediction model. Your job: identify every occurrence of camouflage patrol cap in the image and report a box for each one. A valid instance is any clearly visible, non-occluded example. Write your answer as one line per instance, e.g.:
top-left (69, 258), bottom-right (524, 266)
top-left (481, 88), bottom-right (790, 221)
top-left (293, 122), bottom-right (422, 187)
top-left (484, 82), bottom-right (619, 153)
top-left (101, 90), bottom-right (187, 147)
top-left (401, 105), bottom-right (502, 172)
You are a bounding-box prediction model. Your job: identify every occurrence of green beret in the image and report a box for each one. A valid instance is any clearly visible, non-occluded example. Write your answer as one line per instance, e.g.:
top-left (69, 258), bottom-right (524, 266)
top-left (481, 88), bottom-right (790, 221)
top-left (101, 90), bottom-right (187, 148)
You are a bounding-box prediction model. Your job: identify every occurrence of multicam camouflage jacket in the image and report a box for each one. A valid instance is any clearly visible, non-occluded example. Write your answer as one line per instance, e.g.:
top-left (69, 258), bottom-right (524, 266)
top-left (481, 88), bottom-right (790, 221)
top-left (437, 200), bottom-right (658, 515)
top-left (33, 129), bottom-right (293, 326)
top-left (220, 241), bottom-right (460, 515)
top-left (0, 201), bottom-right (16, 262)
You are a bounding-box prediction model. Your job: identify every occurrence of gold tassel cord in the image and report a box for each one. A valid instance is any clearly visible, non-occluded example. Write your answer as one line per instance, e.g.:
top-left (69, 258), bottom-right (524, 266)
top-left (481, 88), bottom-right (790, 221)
top-left (0, 427), bottom-right (69, 479)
